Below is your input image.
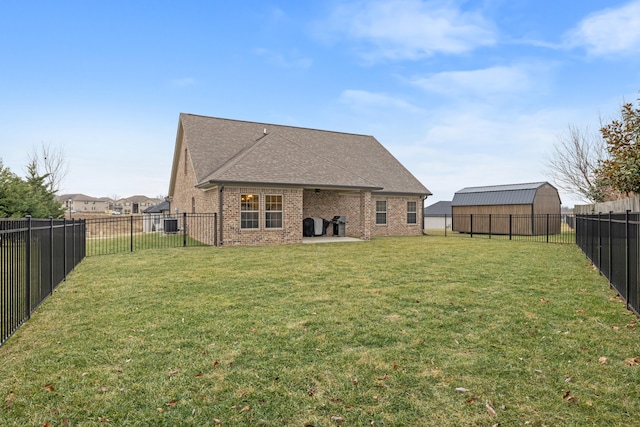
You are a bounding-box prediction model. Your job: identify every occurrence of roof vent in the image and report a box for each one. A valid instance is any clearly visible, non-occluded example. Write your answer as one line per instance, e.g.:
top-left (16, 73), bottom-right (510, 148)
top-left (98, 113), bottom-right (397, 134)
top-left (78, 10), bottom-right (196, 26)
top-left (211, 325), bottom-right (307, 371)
top-left (263, 128), bottom-right (267, 135)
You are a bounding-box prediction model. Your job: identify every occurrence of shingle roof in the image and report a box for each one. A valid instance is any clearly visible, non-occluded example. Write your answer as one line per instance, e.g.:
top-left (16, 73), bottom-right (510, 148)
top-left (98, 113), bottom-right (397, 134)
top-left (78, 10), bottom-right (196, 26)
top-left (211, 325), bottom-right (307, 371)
top-left (452, 182), bottom-right (549, 206)
top-left (143, 200), bottom-right (170, 214)
top-left (174, 113), bottom-right (431, 195)
top-left (424, 201), bottom-right (452, 216)
top-left (56, 193), bottom-right (100, 202)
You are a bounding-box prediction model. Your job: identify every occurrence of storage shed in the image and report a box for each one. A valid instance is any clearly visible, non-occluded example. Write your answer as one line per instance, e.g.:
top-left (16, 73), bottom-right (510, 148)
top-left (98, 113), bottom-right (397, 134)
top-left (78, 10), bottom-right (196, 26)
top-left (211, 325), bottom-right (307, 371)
top-left (451, 182), bottom-right (561, 236)
top-left (424, 201), bottom-right (452, 230)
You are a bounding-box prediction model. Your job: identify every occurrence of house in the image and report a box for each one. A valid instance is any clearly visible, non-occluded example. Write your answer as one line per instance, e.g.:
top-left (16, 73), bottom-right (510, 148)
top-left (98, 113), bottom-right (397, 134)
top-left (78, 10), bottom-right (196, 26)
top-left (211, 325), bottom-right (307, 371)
top-left (57, 194), bottom-right (110, 214)
top-left (168, 113), bottom-right (431, 246)
top-left (142, 200), bottom-right (172, 232)
top-left (451, 182), bottom-right (561, 235)
top-left (424, 201), bottom-right (452, 230)
top-left (116, 195), bottom-right (163, 215)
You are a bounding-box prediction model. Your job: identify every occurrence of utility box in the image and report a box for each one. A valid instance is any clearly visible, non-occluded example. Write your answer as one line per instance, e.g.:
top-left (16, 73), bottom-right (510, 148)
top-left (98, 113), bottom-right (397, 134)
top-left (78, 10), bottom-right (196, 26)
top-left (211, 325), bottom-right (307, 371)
top-left (164, 218), bottom-right (178, 234)
top-left (332, 216), bottom-right (346, 237)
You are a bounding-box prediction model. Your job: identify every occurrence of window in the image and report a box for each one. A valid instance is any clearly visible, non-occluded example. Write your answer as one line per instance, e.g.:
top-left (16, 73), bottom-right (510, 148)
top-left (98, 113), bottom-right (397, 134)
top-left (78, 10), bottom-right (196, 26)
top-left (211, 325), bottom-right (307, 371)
top-left (265, 195), bottom-right (283, 228)
top-left (376, 200), bottom-right (387, 225)
top-left (241, 194), bottom-right (259, 229)
top-left (407, 201), bottom-right (417, 224)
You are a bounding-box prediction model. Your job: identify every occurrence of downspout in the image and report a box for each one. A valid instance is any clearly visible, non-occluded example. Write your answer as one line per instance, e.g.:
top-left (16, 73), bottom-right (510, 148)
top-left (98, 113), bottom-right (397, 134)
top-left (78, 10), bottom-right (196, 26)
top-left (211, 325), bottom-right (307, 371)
top-left (421, 195), bottom-right (428, 235)
top-left (219, 185), bottom-right (224, 246)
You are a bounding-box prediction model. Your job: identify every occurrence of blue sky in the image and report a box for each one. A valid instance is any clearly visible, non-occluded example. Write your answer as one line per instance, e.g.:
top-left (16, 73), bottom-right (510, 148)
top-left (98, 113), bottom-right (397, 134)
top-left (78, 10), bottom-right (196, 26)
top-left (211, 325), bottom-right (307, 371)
top-left (2, 1), bottom-right (640, 207)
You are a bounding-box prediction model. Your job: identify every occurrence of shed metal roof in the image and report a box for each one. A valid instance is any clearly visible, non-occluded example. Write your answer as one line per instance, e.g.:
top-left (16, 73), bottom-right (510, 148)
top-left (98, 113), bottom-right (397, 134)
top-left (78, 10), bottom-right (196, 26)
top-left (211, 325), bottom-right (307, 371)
top-left (452, 182), bottom-right (548, 206)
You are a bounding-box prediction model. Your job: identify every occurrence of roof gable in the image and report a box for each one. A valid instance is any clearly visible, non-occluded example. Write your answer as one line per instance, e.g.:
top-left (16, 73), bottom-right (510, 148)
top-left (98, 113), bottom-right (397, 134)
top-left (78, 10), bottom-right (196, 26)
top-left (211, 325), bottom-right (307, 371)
top-left (173, 113), bottom-right (431, 195)
top-left (452, 182), bottom-right (550, 206)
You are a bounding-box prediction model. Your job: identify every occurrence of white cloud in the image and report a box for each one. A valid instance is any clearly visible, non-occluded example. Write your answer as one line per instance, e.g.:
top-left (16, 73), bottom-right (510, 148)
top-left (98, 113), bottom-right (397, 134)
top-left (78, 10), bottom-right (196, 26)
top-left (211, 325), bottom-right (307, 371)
top-left (566, 0), bottom-right (640, 56)
top-left (321, 0), bottom-right (496, 61)
top-left (408, 65), bottom-right (533, 98)
top-left (384, 105), bottom-right (589, 206)
top-left (340, 89), bottom-right (423, 112)
top-left (254, 48), bottom-right (313, 69)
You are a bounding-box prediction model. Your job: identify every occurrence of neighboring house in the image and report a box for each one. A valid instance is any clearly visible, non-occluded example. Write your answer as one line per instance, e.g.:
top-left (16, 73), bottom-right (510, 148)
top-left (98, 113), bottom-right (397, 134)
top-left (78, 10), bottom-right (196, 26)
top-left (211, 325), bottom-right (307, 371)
top-left (117, 195), bottom-right (163, 215)
top-left (424, 201), bottom-right (452, 230)
top-left (142, 200), bottom-right (172, 232)
top-left (168, 113), bottom-right (431, 246)
top-left (451, 182), bottom-right (561, 235)
top-left (57, 194), bottom-right (110, 214)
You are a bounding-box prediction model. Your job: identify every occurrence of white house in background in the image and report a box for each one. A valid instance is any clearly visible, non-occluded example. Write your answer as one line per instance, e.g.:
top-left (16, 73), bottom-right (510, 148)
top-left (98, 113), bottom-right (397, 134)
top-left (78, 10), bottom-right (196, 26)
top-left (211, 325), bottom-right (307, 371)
top-left (116, 195), bottom-right (163, 215)
top-left (142, 200), bottom-right (171, 232)
top-left (57, 194), bottom-right (110, 214)
top-left (424, 201), bottom-right (452, 231)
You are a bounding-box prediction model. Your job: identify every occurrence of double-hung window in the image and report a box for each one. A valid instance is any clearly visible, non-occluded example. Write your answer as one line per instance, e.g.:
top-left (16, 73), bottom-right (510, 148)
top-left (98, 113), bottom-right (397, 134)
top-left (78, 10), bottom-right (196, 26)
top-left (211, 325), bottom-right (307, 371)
top-left (241, 194), bottom-right (259, 229)
top-left (375, 200), bottom-right (387, 225)
top-left (407, 201), bottom-right (417, 224)
top-left (265, 195), bottom-right (283, 228)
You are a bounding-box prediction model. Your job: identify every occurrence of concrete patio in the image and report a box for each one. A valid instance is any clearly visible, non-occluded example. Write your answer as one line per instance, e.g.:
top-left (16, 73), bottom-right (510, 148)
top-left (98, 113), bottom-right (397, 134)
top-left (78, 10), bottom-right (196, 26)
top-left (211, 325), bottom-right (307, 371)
top-left (302, 236), bottom-right (363, 244)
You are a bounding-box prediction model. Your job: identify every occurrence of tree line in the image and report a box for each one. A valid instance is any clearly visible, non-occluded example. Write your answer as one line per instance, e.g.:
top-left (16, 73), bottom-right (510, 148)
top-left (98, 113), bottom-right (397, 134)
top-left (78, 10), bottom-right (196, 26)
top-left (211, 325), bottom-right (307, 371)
top-left (546, 95), bottom-right (640, 203)
top-left (0, 144), bottom-right (68, 218)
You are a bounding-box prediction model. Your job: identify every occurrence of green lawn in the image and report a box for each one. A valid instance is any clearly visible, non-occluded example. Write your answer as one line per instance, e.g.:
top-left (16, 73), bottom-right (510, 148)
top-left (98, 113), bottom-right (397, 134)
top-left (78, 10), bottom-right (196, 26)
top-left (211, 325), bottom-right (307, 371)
top-left (0, 236), bottom-right (638, 426)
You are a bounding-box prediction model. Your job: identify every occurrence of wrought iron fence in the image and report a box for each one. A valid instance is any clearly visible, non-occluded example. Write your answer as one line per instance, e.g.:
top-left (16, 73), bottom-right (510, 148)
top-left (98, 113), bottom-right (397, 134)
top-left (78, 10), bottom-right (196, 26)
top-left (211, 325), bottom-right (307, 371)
top-left (424, 214), bottom-right (576, 244)
top-left (85, 213), bottom-right (217, 256)
top-left (576, 211), bottom-right (639, 315)
top-left (0, 217), bottom-right (85, 346)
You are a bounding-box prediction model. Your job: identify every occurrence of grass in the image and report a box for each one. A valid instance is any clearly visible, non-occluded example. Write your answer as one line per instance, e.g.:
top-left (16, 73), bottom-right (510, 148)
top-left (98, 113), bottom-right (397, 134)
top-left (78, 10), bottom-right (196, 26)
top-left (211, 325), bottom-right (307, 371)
top-left (0, 236), bottom-right (638, 426)
top-left (86, 232), bottom-right (204, 256)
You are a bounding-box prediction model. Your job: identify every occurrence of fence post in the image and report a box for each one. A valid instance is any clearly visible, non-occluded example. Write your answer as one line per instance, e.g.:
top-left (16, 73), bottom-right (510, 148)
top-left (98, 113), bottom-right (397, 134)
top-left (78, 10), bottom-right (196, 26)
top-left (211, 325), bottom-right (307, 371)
top-left (25, 216), bottom-right (32, 320)
top-left (509, 214), bottom-right (512, 240)
top-left (598, 212), bottom-right (602, 266)
top-left (609, 211), bottom-right (613, 285)
top-left (72, 218), bottom-right (76, 264)
top-left (63, 218), bottom-right (67, 280)
top-left (546, 214), bottom-right (549, 243)
top-left (49, 217), bottom-right (54, 296)
top-left (183, 212), bottom-right (187, 247)
top-left (470, 214), bottom-right (473, 238)
top-left (489, 214), bottom-right (492, 239)
top-left (130, 215), bottom-right (134, 253)
top-left (626, 210), bottom-right (630, 311)
top-left (445, 214), bottom-right (448, 237)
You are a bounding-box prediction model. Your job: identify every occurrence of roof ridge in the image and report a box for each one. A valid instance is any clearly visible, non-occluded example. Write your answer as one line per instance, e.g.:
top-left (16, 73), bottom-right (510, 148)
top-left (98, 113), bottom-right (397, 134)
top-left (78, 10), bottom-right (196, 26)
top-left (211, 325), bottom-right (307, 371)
top-left (180, 112), bottom-right (374, 139)
top-left (459, 182), bottom-right (547, 192)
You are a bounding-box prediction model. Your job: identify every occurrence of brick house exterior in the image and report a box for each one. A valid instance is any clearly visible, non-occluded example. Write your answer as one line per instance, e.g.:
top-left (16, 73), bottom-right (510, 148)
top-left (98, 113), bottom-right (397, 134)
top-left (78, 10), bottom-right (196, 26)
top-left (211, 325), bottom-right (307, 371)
top-left (168, 113), bottom-right (431, 246)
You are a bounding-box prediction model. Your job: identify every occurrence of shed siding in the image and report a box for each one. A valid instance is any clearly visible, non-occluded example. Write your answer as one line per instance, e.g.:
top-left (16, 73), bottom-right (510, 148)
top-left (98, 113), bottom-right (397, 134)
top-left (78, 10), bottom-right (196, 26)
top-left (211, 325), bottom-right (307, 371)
top-left (452, 204), bottom-right (532, 235)
top-left (451, 183), bottom-right (561, 235)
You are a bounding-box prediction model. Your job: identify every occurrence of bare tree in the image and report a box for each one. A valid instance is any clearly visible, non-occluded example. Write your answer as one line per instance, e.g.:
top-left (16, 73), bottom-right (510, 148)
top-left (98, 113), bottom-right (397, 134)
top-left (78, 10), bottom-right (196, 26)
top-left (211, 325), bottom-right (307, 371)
top-left (544, 125), bottom-right (609, 203)
top-left (27, 142), bottom-right (69, 194)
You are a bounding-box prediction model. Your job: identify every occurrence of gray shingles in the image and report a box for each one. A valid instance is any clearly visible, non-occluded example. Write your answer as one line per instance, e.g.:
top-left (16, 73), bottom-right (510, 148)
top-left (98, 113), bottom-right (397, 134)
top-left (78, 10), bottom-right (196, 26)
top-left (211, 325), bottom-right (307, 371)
top-left (180, 113), bottom-right (430, 195)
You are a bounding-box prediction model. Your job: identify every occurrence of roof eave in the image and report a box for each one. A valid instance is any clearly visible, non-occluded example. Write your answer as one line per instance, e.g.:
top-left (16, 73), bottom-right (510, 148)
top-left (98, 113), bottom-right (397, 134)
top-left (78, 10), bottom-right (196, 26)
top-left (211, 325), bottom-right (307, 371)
top-left (196, 179), bottom-right (383, 192)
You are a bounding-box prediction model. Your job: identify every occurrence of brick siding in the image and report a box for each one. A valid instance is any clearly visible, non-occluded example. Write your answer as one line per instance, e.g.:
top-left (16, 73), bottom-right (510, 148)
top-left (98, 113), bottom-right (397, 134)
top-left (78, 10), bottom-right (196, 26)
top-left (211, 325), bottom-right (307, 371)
top-left (171, 134), bottom-right (424, 246)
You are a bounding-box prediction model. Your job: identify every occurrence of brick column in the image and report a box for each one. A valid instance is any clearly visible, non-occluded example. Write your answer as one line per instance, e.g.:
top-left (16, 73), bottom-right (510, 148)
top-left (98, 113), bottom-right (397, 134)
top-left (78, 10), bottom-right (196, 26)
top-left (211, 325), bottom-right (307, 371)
top-left (359, 190), bottom-right (372, 240)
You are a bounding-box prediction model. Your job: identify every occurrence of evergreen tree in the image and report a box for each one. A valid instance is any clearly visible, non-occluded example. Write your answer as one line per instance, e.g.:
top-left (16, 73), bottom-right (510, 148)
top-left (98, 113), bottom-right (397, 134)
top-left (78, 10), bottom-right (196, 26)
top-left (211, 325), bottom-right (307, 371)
top-left (0, 159), bottom-right (65, 218)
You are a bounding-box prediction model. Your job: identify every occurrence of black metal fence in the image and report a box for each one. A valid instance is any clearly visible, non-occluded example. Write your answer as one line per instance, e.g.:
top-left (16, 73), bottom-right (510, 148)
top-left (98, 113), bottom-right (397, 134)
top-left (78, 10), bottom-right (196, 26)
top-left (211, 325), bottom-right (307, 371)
top-left (424, 214), bottom-right (576, 244)
top-left (85, 213), bottom-right (217, 256)
top-left (0, 217), bottom-right (85, 346)
top-left (576, 211), bottom-right (639, 315)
